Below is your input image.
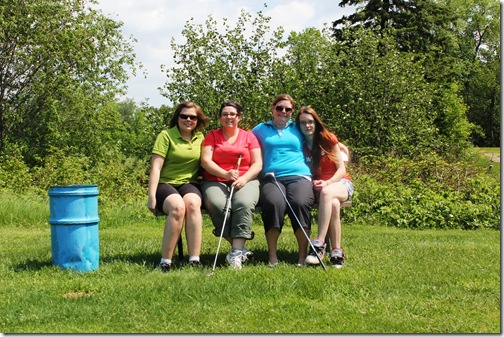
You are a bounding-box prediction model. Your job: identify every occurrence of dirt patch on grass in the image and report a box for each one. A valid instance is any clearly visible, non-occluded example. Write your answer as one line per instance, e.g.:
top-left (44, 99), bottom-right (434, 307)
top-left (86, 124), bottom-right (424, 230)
top-left (481, 152), bottom-right (500, 163)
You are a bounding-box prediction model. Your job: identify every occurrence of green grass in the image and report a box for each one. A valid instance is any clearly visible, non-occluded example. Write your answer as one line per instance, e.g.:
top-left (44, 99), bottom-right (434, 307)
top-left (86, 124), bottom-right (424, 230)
top-left (0, 206), bottom-right (500, 333)
top-left (476, 147), bottom-right (500, 155)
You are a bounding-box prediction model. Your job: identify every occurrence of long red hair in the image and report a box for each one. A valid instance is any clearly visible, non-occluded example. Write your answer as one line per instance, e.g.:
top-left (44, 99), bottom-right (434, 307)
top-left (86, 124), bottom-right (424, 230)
top-left (295, 106), bottom-right (338, 171)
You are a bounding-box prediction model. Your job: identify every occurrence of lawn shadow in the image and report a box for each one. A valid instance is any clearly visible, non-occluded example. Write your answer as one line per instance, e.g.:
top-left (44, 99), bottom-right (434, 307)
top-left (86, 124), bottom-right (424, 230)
top-left (100, 252), bottom-right (184, 268)
top-left (13, 259), bottom-right (53, 272)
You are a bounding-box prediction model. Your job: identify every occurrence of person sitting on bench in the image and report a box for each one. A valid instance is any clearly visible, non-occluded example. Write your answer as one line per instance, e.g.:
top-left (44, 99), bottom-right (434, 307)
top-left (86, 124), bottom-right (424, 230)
top-left (201, 100), bottom-right (262, 270)
top-left (296, 106), bottom-right (354, 268)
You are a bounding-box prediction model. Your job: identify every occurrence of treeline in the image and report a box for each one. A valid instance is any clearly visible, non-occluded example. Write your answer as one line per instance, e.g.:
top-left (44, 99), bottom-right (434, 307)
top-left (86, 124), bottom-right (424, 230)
top-left (0, 0), bottom-right (499, 229)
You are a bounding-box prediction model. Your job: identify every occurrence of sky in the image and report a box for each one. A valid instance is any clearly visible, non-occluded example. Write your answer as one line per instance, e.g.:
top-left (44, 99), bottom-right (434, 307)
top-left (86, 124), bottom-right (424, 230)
top-left (94, 0), bottom-right (357, 107)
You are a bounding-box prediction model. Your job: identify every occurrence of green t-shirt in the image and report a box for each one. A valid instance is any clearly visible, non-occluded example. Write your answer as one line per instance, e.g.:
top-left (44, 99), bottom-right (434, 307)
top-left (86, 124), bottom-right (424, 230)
top-left (152, 126), bottom-right (204, 186)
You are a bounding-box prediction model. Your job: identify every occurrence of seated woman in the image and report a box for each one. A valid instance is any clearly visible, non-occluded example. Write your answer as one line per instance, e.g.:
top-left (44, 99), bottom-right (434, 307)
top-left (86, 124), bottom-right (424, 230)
top-left (296, 106), bottom-right (354, 268)
top-left (147, 101), bottom-right (209, 272)
top-left (252, 94), bottom-right (314, 266)
top-left (201, 101), bottom-right (262, 269)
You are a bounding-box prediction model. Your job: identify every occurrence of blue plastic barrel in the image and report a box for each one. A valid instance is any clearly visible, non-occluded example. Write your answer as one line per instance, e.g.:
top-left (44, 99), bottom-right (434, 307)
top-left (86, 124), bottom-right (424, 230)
top-left (48, 184), bottom-right (100, 272)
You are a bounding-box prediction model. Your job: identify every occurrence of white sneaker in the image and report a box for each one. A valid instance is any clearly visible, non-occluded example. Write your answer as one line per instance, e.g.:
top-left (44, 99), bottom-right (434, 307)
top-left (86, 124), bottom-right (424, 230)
top-left (241, 248), bottom-right (253, 262)
top-left (226, 250), bottom-right (243, 269)
top-left (305, 239), bottom-right (326, 265)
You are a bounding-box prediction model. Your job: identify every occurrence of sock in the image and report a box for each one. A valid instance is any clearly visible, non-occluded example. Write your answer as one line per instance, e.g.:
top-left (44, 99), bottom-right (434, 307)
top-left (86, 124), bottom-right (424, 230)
top-left (161, 258), bottom-right (172, 265)
top-left (189, 256), bottom-right (200, 263)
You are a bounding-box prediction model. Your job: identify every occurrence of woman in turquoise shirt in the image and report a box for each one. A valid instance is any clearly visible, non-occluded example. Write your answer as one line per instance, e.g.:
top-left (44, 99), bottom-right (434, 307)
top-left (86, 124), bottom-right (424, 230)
top-left (147, 101), bottom-right (209, 272)
top-left (252, 94), bottom-right (314, 266)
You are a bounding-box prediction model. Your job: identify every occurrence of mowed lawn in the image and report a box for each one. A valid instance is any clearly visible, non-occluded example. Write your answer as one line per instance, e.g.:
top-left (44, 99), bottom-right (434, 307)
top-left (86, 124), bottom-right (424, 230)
top-left (0, 212), bottom-right (500, 333)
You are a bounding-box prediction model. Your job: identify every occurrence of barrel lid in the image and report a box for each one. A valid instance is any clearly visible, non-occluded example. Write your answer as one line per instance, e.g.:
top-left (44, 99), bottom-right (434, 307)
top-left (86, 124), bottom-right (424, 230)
top-left (48, 184), bottom-right (99, 196)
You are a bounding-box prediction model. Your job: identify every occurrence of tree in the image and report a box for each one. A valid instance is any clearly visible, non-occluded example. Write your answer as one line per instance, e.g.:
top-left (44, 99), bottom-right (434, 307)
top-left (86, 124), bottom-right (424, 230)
top-left (445, 0), bottom-right (500, 146)
top-left (333, 0), bottom-right (463, 83)
top-left (0, 0), bottom-right (136, 163)
top-left (161, 8), bottom-right (286, 130)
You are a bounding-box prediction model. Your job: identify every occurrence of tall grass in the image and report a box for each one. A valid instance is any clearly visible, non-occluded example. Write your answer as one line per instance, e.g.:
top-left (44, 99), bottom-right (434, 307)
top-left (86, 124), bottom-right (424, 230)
top-left (0, 194), bottom-right (500, 333)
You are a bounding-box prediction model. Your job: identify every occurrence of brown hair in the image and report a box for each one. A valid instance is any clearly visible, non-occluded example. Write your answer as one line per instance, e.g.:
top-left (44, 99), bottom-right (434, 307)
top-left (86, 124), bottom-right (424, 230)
top-left (168, 101), bottom-right (209, 132)
top-left (295, 106), bottom-right (338, 170)
top-left (271, 94), bottom-right (295, 110)
top-left (219, 100), bottom-right (243, 116)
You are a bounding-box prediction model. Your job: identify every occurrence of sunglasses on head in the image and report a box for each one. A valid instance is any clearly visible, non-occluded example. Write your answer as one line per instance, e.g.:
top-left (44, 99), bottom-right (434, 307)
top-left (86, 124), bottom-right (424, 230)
top-left (179, 114), bottom-right (198, 121)
top-left (275, 106), bottom-right (293, 113)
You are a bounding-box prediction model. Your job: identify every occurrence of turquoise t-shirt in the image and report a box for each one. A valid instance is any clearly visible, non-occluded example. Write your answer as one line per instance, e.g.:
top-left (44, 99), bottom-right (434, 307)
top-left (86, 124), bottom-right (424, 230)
top-left (252, 120), bottom-right (311, 178)
top-left (152, 126), bottom-right (204, 185)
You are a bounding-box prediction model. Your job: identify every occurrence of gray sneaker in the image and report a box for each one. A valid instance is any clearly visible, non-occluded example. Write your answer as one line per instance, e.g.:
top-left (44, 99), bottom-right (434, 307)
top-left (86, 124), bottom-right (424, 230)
top-left (305, 239), bottom-right (326, 265)
top-left (226, 250), bottom-right (243, 269)
top-left (330, 248), bottom-right (345, 268)
top-left (241, 248), bottom-right (253, 262)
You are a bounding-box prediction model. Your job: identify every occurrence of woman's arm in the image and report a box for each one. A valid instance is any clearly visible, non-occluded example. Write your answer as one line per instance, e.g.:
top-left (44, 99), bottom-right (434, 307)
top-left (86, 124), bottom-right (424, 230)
top-left (313, 144), bottom-right (347, 191)
top-left (327, 143), bottom-right (347, 184)
top-left (232, 147), bottom-right (263, 188)
top-left (147, 154), bottom-right (165, 215)
top-left (201, 145), bottom-right (237, 181)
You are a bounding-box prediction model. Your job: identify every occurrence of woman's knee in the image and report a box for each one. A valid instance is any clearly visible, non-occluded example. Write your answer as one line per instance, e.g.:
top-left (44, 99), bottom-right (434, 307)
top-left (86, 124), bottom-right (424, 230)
top-left (331, 198), bottom-right (341, 212)
top-left (163, 199), bottom-right (185, 218)
top-left (184, 195), bottom-right (202, 213)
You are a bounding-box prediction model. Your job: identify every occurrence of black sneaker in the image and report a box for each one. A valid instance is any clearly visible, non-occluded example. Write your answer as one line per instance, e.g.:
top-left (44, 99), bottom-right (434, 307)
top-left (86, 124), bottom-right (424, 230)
top-left (305, 239), bottom-right (326, 265)
top-left (330, 248), bottom-right (345, 269)
top-left (156, 262), bottom-right (172, 273)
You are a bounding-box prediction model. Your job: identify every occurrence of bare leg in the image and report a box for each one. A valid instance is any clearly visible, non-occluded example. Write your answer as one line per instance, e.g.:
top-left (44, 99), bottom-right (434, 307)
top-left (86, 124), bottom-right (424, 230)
top-left (295, 228), bottom-right (310, 264)
top-left (327, 198), bottom-right (342, 249)
top-left (232, 238), bottom-right (246, 250)
top-left (266, 227), bottom-right (280, 264)
top-left (183, 193), bottom-right (202, 258)
top-left (316, 183), bottom-right (348, 243)
top-left (161, 195), bottom-right (185, 259)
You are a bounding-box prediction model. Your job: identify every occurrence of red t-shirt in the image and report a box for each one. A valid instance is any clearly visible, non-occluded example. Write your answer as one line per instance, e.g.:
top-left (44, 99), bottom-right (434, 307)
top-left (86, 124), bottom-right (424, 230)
top-left (303, 138), bottom-right (351, 181)
top-left (202, 128), bottom-right (260, 182)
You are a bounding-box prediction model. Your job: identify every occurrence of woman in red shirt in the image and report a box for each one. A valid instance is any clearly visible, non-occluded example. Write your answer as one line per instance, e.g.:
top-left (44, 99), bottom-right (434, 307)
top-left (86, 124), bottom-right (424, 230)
top-left (296, 106), bottom-right (354, 268)
top-left (201, 101), bottom-right (263, 269)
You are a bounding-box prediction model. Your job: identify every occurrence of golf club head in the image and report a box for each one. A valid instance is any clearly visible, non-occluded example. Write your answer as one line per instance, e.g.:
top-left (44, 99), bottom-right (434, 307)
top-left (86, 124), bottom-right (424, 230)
top-left (264, 172), bottom-right (276, 180)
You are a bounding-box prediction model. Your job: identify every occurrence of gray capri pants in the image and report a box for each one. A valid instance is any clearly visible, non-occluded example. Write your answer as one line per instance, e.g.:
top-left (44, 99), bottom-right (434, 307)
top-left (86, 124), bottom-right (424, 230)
top-left (201, 179), bottom-right (260, 240)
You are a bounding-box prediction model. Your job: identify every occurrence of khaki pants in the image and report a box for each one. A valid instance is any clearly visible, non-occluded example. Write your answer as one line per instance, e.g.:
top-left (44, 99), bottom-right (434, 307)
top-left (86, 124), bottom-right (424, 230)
top-left (201, 179), bottom-right (260, 239)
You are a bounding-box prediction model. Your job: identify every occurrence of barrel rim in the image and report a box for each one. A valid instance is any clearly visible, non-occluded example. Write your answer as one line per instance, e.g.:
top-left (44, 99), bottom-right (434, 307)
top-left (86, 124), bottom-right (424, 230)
top-left (49, 184), bottom-right (98, 189)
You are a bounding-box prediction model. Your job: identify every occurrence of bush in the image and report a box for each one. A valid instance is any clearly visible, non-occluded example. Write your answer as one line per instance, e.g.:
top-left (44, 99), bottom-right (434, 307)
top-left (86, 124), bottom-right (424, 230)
top-left (346, 152), bottom-right (500, 230)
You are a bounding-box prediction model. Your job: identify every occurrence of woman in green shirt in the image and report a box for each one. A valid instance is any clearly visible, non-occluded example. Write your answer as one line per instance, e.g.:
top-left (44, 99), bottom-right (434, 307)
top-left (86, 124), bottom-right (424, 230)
top-left (147, 101), bottom-right (209, 272)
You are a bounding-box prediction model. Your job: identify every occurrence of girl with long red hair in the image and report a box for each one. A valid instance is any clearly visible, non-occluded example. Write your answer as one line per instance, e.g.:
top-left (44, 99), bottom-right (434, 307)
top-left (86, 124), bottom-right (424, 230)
top-left (295, 106), bottom-right (354, 268)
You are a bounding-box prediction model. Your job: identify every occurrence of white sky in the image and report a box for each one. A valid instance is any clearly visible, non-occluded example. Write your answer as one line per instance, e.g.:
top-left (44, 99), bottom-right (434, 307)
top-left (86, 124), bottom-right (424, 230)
top-left (94, 0), bottom-right (357, 107)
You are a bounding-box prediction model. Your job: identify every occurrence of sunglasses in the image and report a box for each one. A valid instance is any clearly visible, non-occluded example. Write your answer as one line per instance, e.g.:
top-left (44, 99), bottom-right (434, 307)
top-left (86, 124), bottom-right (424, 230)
top-left (179, 114), bottom-right (198, 121)
top-left (275, 106), bottom-right (293, 113)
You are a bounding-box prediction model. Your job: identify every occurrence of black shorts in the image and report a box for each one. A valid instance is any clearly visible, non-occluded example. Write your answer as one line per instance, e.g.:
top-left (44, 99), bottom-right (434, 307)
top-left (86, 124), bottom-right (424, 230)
top-left (155, 183), bottom-right (202, 214)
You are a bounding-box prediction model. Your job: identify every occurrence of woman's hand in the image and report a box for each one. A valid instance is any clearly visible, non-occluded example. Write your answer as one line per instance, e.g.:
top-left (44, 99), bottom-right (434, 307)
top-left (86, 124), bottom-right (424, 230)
top-left (147, 196), bottom-right (163, 216)
top-left (231, 176), bottom-right (247, 189)
top-left (224, 169), bottom-right (239, 182)
top-left (313, 179), bottom-right (331, 191)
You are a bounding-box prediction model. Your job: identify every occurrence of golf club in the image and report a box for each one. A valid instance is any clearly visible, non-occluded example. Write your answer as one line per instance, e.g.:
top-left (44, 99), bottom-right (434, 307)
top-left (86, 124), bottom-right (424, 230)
top-left (209, 154), bottom-right (242, 275)
top-left (264, 172), bottom-right (327, 270)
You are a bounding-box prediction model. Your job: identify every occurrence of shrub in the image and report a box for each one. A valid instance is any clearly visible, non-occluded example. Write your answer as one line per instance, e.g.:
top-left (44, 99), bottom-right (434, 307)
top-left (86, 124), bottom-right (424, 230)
top-left (346, 152), bottom-right (500, 230)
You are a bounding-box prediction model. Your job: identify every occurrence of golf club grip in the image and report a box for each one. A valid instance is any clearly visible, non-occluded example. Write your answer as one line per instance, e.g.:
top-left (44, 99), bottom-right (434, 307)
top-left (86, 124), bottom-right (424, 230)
top-left (236, 154), bottom-right (242, 170)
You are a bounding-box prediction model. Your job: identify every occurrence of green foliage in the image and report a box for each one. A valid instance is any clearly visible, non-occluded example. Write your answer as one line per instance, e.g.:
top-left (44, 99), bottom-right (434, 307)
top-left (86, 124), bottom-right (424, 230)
top-left (300, 27), bottom-right (440, 159)
top-left (347, 152), bottom-right (500, 230)
top-left (0, 145), bottom-right (33, 192)
top-left (115, 100), bottom-right (166, 160)
top-left (449, 0), bottom-right (501, 147)
top-left (162, 9), bottom-right (285, 130)
top-left (0, 146), bottom-right (148, 205)
top-left (0, 0), bottom-right (136, 163)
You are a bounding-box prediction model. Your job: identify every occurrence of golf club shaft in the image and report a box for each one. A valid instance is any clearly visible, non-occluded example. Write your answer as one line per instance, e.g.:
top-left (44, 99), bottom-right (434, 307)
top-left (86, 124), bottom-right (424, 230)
top-left (270, 176), bottom-right (327, 271)
top-left (211, 154), bottom-right (242, 273)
